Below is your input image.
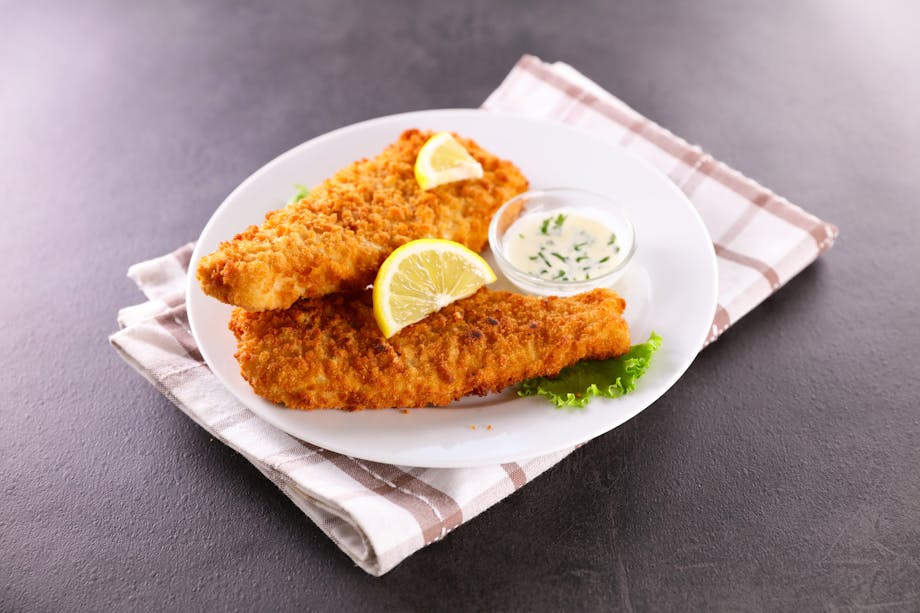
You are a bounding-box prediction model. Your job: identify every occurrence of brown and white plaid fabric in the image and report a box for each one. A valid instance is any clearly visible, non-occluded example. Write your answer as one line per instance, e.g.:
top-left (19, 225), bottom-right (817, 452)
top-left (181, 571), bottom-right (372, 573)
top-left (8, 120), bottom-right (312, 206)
top-left (485, 56), bottom-right (836, 342)
top-left (109, 55), bottom-right (836, 576)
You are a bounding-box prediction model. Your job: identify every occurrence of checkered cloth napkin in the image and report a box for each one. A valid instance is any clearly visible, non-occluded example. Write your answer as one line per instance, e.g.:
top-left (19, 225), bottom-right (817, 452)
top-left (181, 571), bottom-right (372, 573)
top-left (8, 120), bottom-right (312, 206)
top-left (110, 55), bottom-right (837, 576)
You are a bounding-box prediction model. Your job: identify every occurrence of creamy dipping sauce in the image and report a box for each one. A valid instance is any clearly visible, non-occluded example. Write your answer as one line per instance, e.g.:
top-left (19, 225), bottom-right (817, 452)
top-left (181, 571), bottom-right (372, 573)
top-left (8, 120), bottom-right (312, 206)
top-left (503, 209), bottom-right (623, 282)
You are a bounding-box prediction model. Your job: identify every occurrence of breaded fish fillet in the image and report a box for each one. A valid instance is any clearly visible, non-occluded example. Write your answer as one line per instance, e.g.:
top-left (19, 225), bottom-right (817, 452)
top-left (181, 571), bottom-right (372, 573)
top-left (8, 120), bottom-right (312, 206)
top-left (197, 130), bottom-right (529, 311)
top-left (229, 288), bottom-right (630, 410)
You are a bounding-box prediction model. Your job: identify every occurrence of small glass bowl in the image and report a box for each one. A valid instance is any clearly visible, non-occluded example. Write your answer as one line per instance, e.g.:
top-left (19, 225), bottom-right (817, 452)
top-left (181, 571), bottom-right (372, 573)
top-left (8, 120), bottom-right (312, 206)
top-left (488, 188), bottom-right (637, 296)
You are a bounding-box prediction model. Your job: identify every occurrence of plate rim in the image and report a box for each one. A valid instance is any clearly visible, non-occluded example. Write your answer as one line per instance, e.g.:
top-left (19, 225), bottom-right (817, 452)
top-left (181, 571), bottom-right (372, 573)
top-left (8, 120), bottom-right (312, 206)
top-left (186, 108), bottom-right (718, 467)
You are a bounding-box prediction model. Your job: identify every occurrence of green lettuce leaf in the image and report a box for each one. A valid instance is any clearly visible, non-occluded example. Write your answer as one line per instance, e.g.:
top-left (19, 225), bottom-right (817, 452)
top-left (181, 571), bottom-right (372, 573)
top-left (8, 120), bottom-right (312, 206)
top-left (518, 332), bottom-right (662, 408)
top-left (288, 184), bottom-right (310, 203)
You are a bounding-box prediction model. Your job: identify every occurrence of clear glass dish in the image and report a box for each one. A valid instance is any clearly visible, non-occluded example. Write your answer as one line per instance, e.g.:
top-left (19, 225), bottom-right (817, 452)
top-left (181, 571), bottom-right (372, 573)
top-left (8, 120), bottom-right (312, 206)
top-left (488, 188), bottom-right (637, 296)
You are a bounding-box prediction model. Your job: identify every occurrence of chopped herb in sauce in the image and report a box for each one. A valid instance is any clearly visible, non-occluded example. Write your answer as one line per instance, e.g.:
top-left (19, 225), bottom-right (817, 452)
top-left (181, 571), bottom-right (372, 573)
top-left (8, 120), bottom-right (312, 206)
top-left (504, 209), bottom-right (626, 283)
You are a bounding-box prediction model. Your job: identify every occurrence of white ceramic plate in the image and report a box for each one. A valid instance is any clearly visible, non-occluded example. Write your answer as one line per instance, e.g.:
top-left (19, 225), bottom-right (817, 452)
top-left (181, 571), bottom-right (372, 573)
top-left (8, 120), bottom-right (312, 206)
top-left (187, 109), bottom-right (717, 468)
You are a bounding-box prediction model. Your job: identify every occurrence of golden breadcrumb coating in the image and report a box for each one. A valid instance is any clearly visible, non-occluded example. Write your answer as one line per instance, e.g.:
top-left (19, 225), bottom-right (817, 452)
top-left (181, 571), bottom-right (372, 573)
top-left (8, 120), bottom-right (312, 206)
top-left (229, 288), bottom-right (630, 410)
top-left (197, 129), bottom-right (529, 311)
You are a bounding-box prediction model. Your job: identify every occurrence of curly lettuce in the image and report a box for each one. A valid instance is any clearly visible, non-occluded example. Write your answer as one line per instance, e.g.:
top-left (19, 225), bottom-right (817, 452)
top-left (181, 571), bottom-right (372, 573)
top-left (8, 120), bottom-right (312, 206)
top-left (518, 332), bottom-right (662, 408)
top-left (288, 184), bottom-right (310, 204)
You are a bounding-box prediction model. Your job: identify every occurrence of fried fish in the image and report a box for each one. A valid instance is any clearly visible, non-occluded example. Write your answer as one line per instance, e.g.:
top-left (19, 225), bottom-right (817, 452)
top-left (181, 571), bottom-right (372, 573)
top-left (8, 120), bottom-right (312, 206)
top-left (197, 130), bottom-right (528, 311)
top-left (229, 287), bottom-right (630, 410)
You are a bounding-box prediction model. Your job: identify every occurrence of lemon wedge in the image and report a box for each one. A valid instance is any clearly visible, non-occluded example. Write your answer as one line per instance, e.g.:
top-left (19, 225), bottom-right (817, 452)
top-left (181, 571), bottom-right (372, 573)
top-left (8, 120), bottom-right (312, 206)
top-left (414, 132), bottom-right (484, 190)
top-left (373, 239), bottom-right (497, 338)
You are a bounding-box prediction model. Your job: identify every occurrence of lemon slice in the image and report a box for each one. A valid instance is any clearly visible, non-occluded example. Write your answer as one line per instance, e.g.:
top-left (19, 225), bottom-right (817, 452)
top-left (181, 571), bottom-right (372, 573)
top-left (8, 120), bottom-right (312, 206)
top-left (414, 132), bottom-right (484, 190)
top-left (373, 239), bottom-right (497, 338)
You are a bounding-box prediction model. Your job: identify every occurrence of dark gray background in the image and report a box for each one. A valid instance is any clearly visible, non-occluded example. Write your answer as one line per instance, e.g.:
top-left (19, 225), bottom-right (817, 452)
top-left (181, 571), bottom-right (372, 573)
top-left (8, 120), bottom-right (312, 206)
top-left (3, 0), bottom-right (919, 610)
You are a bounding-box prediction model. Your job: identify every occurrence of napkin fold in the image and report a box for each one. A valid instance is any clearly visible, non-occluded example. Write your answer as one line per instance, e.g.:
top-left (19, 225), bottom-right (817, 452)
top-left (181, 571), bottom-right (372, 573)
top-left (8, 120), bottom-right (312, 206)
top-left (110, 55), bottom-right (837, 576)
